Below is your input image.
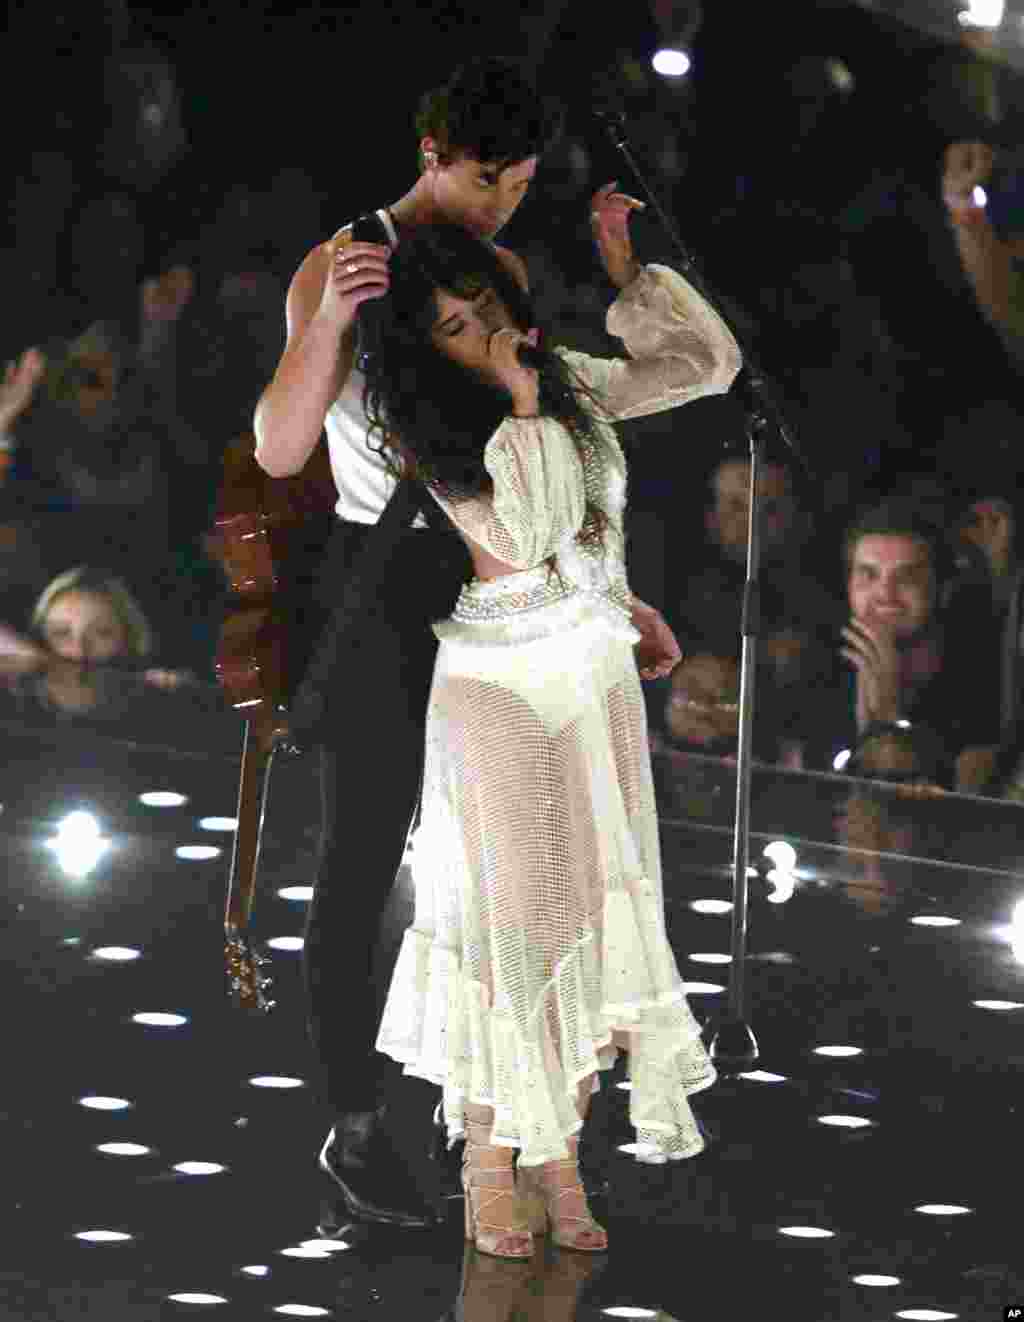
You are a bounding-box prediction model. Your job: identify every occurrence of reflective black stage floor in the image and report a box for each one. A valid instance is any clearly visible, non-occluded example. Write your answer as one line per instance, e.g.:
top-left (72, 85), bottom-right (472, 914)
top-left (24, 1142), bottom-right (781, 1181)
top-left (3, 696), bottom-right (1023, 1322)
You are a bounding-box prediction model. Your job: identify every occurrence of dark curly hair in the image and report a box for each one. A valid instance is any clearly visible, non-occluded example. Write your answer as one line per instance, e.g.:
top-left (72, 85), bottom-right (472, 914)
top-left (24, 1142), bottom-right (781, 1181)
top-left (361, 223), bottom-right (613, 580)
top-left (414, 56), bottom-right (564, 173)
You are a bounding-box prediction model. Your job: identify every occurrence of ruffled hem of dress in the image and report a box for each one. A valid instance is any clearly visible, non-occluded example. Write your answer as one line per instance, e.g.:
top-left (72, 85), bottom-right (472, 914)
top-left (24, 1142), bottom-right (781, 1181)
top-left (375, 898), bottom-right (716, 1167)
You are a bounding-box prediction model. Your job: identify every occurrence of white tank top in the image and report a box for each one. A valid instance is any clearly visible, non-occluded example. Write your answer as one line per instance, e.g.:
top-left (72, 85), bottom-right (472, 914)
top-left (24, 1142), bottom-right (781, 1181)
top-left (323, 209), bottom-right (428, 527)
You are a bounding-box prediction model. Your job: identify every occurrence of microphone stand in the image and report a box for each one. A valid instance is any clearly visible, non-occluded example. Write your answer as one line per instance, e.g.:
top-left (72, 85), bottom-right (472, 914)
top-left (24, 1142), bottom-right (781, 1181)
top-left (596, 109), bottom-right (807, 1073)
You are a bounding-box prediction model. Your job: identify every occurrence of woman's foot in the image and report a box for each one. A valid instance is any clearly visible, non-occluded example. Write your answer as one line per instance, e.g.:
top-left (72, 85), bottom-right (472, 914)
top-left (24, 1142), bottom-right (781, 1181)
top-left (462, 1119), bottom-right (535, 1260)
top-left (521, 1137), bottom-right (608, 1253)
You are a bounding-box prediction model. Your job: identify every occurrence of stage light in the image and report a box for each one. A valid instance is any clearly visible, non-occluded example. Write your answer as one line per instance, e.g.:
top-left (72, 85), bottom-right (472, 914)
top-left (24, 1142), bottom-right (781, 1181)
top-left (173, 1162), bottom-right (227, 1176)
top-left (139, 791), bottom-right (187, 807)
top-left (816, 1114), bottom-right (874, 1129)
top-left (241, 1266), bottom-right (270, 1277)
top-left (763, 840), bottom-right (797, 871)
top-left (248, 1076), bottom-right (305, 1089)
top-left (738, 1070), bottom-right (788, 1082)
top-left (682, 981), bottom-right (726, 994)
top-left (851, 1274), bottom-right (902, 1286)
top-left (49, 812), bottom-right (109, 879)
top-left (688, 952), bottom-right (731, 964)
top-left (777, 1225), bottom-right (836, 1238)
top-left (199, 817), bottom-right (237, 831)
top-left (812, 1045), bottom-right (863, 1057)
top-left (278, 886), bottom-right (314, 902)
top-left (132, 1013), bottom-right (188, 1026)
top-left (166, 1295), bottom-right (228, 1306)
top-left (833, 748), bottom-right (851, 771)
top-left (78, 1095), bottom-right (132, 1110)
top-left (766, 869), bottom-right (796, 904)
top-left (272, 1308), bottom-right (331, 1317)
top-left (92, 947), bottom-right (141, 962)
top-left (74, 1229), bottom-right (133, 1242)
top-left (652, 48), bottom-right (691, 77)
top-left (913, 1203), bottom-right (973, 1215)
top-left (267, 936), bottom-right (304, 951)
top-left (176, 845), bottom-right (221, 860)
top-left (95, 1143), bottom-right (152, 1156)
top-left (691, 899), bottom-right (732, 914)
top-left (958, 0), bottom-right (1004, 29)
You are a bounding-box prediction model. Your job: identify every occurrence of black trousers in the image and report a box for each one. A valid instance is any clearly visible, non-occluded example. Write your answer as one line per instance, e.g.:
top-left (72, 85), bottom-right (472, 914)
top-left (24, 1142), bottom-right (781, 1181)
top-left (300, 513), bottom-right (471, 1115)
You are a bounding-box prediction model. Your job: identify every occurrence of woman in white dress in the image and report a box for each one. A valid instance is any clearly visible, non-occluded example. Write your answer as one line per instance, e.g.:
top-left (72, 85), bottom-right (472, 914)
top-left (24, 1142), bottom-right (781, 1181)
top-left (364, 191), bottom-right (742, 1258)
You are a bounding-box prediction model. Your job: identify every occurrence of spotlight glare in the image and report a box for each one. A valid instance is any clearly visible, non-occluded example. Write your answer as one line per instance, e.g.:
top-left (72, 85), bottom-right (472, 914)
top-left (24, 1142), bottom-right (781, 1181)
top-left (92, 947), bottom-right (142, 962)
top-left (78, 1095), bottom-right (132, 1111)
top-left (95, 1143), bottom-right (152, 1156)
top-left (738, 1070), bottom-right (788, 1083)
top-left (173, 1162), bottom-right (227, 1176)
top-left (910, 916), bottom-right (961, 927)
top-left (139, 791), bottom-right (187, 807)
top-left (852, 1273), bottom-right (902, 1286)
top-left (687, 952), bottom-right (731, 964)
top-left (914, 1203), bottom-right (972, 1215)
top-left (812, 1045), bottom-right (863, 1057)
top-left (816, 1114), bottom-right (874, 1129)
top-left (74, 1229), bottom-right (133, 1242)
top-left (777, 1225), bottom-right (836, 1238)
top-left (601, 1309), bottom-right (660, 1319)
top-left (241, 1266), bottom-right (270, 1277)
top-left (266, 936), bottom-right (304, 951)
top-left (652, 47), bottom-right (691, 77)
top-left (248, 1076), bottom-right (305, 1089)
top-left (272, 1306), bottom-right (332, 1316)
top-left (681, 980), bottom-right (726, 994)
top-left (833, 748), bottom-right (852, 771)
top-left (176, 845), bottom-right (221, 861)
top-left (972, 999), bottom-right (1024, 1010)
top-left (166, 1295), bottom-right (228, 1305)
top-left (132, 1012), bottom-right (188, 1027)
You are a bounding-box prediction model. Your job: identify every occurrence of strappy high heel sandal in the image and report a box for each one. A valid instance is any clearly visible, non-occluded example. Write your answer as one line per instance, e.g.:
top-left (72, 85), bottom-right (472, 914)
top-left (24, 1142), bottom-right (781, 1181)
top-left (517, 1136), bottom-right (608, 1253)
top-left (462, 1119), bottom-right (535, 1260)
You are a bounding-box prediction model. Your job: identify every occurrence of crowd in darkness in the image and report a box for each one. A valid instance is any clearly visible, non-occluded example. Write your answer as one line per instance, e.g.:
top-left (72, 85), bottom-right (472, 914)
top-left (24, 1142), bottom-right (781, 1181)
top-left (2, 21), bottom-right (1024, 798)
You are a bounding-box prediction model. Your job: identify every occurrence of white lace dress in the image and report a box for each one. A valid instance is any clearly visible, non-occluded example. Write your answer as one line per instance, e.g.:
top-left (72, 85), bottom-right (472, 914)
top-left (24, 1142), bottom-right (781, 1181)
top-left (375, 264), bottom-right (742, 1167)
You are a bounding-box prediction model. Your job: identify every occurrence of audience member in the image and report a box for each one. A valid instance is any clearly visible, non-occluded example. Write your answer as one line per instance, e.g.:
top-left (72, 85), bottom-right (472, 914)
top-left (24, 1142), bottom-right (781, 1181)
top-left (659, 447), bottom-right (841, 766)
top-left (821, 501), bottom-right (1001, 789)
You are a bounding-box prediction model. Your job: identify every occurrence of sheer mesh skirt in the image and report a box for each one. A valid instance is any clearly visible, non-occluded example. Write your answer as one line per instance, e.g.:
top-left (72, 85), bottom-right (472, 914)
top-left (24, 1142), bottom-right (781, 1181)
top-left (375, 610), bottom-right (716, 1167)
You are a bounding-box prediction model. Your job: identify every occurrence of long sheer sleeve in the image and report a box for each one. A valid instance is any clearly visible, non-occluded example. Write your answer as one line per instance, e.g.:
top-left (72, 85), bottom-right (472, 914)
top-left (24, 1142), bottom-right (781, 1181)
top-left (427, 416), bottom-right (586, 570)
top-left (559, 264), bottom-right (742, 422)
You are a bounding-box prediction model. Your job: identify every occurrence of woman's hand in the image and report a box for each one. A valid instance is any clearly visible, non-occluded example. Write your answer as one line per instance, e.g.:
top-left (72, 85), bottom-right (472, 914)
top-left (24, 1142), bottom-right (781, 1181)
top-left (487, 327), bottom-right (540, 416)
top-left (590, 181), bottom-right (645, 290)
top-left (631, 599), bottom-right (682, 680)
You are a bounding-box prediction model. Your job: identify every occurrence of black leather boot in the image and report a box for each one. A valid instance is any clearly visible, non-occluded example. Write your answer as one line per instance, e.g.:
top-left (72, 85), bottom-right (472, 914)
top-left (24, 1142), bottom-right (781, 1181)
top-left (319, 1106), bottom-right (444, 1228)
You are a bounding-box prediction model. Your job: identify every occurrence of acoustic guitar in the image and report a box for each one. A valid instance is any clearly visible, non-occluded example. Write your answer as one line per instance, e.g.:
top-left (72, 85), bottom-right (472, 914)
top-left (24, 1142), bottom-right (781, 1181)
top-left (209, 429), bottom-right (337, 1013)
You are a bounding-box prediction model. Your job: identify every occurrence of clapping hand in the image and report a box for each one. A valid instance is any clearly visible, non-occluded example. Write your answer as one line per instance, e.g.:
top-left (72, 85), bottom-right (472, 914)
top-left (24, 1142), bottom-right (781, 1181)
top-left (840, 616), bottom-right (900, 730)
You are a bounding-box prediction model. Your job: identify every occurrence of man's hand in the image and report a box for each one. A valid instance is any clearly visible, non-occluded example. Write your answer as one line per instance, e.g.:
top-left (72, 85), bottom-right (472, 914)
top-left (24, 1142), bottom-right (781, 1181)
top-left (0, 348), bottom-right (46, 432)
top-left (590, 181), bottom-right (645, 290)
top-left (631, 598), bottom-right (682, 680)
top-left (840, 616), bottom-right (901, 730)
top-left (141, 265), bottom-right (195, 326)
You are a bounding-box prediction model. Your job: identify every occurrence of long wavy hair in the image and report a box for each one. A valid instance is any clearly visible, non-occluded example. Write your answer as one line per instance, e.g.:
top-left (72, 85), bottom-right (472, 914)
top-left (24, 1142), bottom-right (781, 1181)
top-left (362, 224), bottom-right (613, 580)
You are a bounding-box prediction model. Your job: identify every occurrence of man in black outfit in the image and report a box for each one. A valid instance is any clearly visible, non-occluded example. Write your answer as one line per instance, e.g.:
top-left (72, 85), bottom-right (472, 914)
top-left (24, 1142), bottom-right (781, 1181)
top-left (253, 58), bottom-right (561, 1231)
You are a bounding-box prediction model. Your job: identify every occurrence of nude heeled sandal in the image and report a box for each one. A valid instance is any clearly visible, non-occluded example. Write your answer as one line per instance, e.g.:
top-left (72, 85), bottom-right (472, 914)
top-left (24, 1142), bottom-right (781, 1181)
top-left (516, 1138), bottom-right (608, 1252)
top-left (462, 1120), bottom-right (535, 1260)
